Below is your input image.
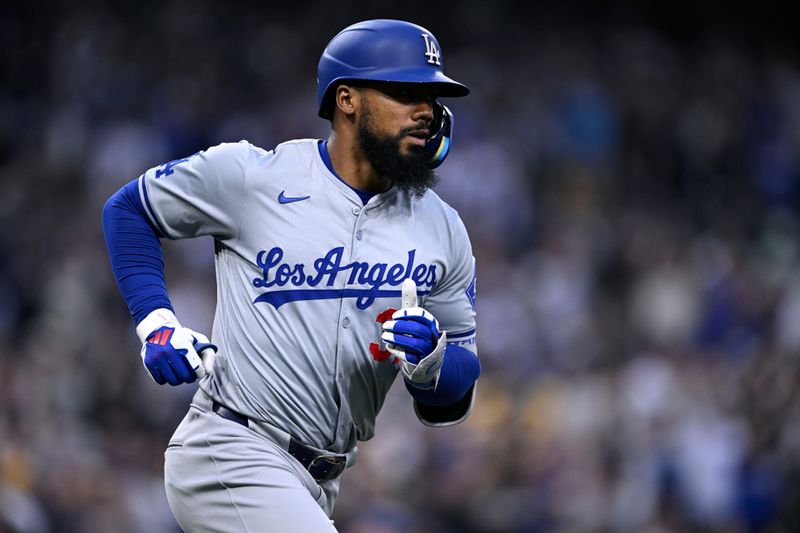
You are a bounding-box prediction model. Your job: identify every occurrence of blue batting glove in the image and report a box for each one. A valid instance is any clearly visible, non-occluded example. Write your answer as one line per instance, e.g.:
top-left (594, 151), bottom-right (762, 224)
top-left (380, 279), bottom-right (446, 389)
top-left (381, 310), bottom-right (440, 365)
top-left (141, 326), bottom-right (215, 385)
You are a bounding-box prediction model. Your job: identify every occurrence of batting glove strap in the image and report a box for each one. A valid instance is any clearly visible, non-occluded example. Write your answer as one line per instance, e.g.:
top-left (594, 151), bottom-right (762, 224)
top-left (188, 328), bottom-right (219, 376)
top-left (399, 331), bottom-right (447, 390)
top-left (136, 308), bottom-right (181, 343)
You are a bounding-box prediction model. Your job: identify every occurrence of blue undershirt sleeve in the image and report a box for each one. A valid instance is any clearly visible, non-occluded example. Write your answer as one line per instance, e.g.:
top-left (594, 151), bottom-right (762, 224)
top-left (404, 343), bottom-right (480, 406)
top-left (102, 179), bottom-right (173, 325)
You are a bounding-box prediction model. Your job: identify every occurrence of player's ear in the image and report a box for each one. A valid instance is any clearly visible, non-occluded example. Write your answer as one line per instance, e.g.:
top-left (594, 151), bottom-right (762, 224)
top-left (334, 85), bottom-right (359, 119)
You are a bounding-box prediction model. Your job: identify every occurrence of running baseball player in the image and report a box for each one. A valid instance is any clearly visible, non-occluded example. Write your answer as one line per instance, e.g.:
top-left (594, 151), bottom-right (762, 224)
top-left (102, 19), bottom-right (480, 532)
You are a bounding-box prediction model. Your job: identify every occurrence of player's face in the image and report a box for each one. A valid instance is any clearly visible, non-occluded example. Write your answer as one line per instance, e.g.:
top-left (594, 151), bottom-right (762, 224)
top-left (357, 84), bottom-right (437, 155)
top-left (356, 84), bottom-right (438, 198)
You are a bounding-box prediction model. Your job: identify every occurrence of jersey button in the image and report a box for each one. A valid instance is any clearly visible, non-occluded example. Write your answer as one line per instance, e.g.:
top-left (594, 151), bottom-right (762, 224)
top-left (352, 206), bottom-right (361, 215)
top-left (343, 317), bottom-right (350, 328)
top-left (356, 230), bottom-right (363, 240)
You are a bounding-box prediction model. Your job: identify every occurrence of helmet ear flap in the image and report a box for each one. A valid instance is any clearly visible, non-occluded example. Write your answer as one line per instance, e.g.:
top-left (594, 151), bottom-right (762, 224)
top-left (424, 103), bottom-right (454, 169)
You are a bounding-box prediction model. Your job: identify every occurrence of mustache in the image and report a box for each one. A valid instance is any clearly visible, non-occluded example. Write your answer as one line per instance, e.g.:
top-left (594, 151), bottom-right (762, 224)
top-left (398, 122), bottom-right (430, 137)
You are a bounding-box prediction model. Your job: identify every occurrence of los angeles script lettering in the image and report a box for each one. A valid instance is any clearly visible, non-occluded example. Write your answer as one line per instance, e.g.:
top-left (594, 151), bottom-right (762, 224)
top-left (252, 246), bottom-right (436, 305)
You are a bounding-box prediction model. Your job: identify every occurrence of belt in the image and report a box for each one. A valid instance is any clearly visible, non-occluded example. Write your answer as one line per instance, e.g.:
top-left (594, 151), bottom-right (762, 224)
top-left (211, 401), bottom-right (347, 483)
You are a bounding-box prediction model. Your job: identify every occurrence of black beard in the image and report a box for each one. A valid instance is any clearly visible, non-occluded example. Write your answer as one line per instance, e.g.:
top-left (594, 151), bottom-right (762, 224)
top-left (357, 109), bottom-right (438, 198)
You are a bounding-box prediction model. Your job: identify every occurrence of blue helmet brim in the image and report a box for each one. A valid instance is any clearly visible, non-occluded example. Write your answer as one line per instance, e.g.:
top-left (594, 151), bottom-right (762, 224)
top-left (318, 72), bottom-right (468, 119)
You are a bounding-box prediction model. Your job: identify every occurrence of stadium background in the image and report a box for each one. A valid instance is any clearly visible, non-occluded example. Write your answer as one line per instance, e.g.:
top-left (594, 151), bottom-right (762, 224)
top-left (2, 1), bottom-right (799, 531)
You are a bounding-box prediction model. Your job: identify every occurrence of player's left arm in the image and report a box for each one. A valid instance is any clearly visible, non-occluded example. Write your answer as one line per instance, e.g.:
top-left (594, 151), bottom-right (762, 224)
top-left (382, 216), bottom-right (480, 427)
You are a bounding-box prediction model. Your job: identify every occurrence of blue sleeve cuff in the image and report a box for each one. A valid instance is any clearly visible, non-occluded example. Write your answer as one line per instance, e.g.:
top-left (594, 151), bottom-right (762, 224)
top-left (102, 179), bottom-right (173, 324)
top-left (404, 344), bottom-right (480, 406)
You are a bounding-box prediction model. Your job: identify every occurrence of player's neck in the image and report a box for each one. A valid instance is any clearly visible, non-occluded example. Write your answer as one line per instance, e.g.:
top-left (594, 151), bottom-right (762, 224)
top-left (326, 134), bottom-right (391, 194)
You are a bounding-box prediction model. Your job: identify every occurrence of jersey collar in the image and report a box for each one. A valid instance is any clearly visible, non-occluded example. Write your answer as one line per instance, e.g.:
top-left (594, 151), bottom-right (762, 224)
top-left (318, 140), bottom-right (377, 206)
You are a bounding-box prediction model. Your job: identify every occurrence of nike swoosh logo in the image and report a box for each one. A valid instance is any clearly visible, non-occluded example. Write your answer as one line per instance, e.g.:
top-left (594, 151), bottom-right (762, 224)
top-left (278, 191), bottom-right (311, 204)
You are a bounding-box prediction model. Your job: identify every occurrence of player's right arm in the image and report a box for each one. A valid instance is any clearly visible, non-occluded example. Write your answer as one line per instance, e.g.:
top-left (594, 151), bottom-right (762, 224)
top-left (102, 141), bottom-right (251, 384)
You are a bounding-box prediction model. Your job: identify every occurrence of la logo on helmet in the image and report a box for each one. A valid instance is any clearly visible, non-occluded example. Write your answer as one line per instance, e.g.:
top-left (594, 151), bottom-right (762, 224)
top-left (421, 34), bottom-right (441, 65)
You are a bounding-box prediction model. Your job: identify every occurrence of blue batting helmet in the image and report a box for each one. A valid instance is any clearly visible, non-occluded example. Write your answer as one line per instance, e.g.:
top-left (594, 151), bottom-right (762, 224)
top-left (316, 19), bottom-right (470, 120)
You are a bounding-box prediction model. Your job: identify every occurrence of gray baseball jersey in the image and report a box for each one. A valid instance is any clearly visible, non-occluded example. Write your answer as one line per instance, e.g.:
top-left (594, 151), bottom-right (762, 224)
top-left (138, 139), bottom-right (477, 455)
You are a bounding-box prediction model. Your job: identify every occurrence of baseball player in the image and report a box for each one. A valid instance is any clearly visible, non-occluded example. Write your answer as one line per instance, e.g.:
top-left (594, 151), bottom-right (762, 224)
top-left (102, 19), bottom-right (480, 532)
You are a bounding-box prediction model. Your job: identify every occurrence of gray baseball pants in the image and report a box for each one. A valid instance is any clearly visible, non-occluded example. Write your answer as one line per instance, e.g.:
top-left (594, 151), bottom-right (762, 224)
top-left (164, 389), bottom-right (340, 532)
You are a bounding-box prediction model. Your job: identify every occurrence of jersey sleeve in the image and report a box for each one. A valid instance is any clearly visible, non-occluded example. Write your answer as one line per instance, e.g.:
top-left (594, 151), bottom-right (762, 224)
top-left (424, 213), bottom-right (477, 351)
top-left (138, 141), bottom-right (251, 241)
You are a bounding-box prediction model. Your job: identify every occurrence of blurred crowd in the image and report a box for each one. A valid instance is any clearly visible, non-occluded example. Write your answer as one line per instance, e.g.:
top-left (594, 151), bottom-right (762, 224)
top-left (3, 1), bottom-right (800, 531)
